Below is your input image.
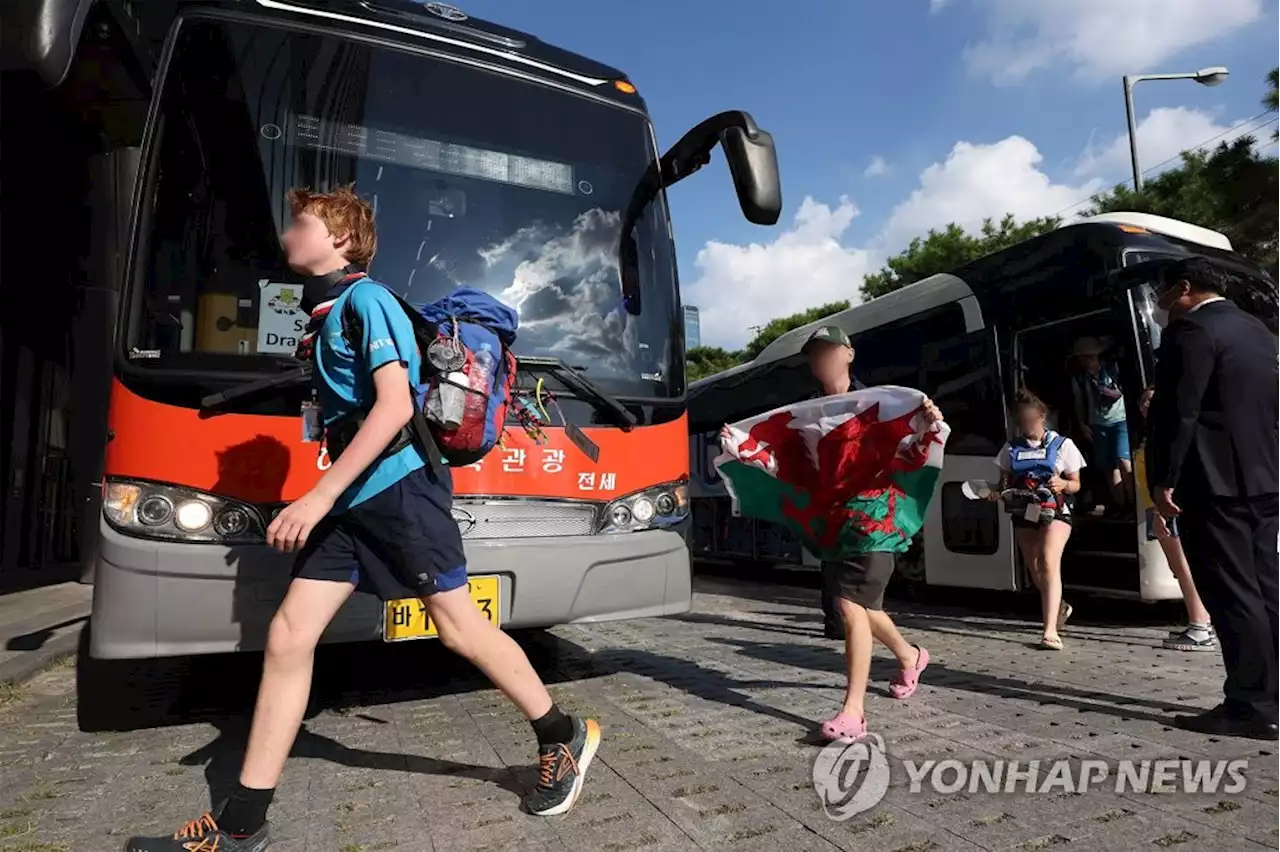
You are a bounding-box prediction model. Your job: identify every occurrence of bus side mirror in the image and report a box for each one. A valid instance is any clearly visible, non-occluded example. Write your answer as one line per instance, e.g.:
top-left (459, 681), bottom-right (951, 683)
top-left (618, 111), bottom-right (782, 315)
top-left (720, 124), bottom-right (781, 226)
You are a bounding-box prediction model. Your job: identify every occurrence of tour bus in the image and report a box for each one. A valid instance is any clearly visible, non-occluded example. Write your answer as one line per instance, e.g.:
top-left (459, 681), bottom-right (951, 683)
top-left (688, 213), bottom-right (1276, 601)
top-left (34, 0), bottom-right (781, 661)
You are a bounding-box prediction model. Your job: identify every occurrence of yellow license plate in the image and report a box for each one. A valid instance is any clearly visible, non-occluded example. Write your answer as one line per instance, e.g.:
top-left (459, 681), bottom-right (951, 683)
top-left (383, 576), bottom-right (500, 642)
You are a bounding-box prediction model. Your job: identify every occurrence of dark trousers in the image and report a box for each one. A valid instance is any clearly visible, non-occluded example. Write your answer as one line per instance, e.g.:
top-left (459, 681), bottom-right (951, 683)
top-left (822, 582), bottom-right (841, 630)
top-left (1179, 493), bottom-right (1279, 720)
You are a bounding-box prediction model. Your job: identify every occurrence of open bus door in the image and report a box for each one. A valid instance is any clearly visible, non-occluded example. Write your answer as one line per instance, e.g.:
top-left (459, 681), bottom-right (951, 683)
top-left (1105, 259), bottom-right (1187, 600)
top-left (921, 302), bottom-right (1019, 593)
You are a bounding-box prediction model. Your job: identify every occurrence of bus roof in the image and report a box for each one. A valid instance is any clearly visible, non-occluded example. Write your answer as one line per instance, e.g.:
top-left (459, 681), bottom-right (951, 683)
top-left (1060, 212), bottom-right (1233, 251)
top-left (689, 272), bottom-right (972, 390)
top-left (180, 0), bottom-right (642, 107)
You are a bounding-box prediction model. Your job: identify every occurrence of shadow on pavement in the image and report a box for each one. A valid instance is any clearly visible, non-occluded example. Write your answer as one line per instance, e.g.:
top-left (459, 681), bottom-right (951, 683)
top-left (694, 629), bottom-right (1204, 725)
top-left (74, 625), bottom-right (577, 733)
top-left (181, 716), bottom-right (525, 811)
top-left (5, 615), bottom-right (89, 651)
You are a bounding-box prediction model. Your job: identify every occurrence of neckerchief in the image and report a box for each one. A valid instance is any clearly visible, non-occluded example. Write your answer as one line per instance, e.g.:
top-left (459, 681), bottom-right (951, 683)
top-left (295, 270), bottom-right (367, 362)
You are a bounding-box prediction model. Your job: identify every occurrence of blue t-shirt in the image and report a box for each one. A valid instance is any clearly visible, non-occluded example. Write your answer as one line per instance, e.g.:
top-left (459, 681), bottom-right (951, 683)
top-left (315, 279), bottom-right (426, 512)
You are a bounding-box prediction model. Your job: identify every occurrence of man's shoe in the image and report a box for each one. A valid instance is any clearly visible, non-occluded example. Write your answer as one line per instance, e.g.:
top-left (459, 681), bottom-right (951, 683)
top-left (524, 715), bottom-right (601, 816)
top-left (1173, 706), bottom-right (1279, 741)
top-left (124, 806), bottom-right (270, 852)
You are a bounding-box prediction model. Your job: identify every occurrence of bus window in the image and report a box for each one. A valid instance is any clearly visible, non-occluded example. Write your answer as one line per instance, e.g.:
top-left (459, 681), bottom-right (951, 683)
top-left (920, 326), bottom-right (1004, 456)
top-left (848, 319), bottom-right (927, 388)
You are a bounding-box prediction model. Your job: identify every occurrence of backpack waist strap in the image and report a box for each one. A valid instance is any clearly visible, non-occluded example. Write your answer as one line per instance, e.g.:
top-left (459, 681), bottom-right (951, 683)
top-left (325, 408), bottom-right (444, 470)
top-left (324, 411), bottom-right (415, 463)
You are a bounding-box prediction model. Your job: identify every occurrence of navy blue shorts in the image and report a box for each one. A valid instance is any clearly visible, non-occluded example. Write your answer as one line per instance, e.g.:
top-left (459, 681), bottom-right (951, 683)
top-left (292, 465), bottom-right (468, 601)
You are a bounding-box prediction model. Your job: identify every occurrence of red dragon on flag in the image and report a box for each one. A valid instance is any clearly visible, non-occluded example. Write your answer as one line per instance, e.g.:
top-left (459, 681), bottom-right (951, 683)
top-left (716, 387), bottom-right (950, 558)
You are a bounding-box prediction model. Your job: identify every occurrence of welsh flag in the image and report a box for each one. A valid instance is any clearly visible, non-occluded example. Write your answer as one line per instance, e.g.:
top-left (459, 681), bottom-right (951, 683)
top-left (714, 387), bottom-right (950, 560)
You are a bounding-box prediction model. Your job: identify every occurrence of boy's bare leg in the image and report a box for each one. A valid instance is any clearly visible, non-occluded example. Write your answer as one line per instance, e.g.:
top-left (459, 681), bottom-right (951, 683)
top-left (838, 598), bottom-right (874, 719)
top-left (869, 610), bottom-right (918, 668)
top-left (425, 585), bottom-right (552, 718)
top-left (240, 578), bottom-right (356, 789)
top-left (427, 586), bottom-right (601, 817)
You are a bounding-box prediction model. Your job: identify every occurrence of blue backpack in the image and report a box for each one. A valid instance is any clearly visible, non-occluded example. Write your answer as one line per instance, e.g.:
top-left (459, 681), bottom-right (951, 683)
top-left (343, 285), bottom-right (519, 468)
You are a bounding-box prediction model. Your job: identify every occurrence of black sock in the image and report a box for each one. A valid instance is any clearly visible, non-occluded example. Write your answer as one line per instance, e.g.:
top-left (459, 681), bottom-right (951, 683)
top-left (531, 705), bottom-right (574, 746)
top-left (219, 783), bottom-right (274, 837)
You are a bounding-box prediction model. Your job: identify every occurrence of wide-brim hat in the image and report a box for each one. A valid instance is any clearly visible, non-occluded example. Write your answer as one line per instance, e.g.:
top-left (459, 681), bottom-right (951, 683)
top-left (1071, 336), bottom-right (1105, 358)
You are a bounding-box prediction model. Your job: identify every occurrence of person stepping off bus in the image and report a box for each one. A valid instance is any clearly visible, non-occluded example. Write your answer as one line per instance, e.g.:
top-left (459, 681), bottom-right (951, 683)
top-left (124, 185), bottom-right (599, 852)
top-left (786, 325), bottom-right (938, 743)
top-left (989, 390), bottom-right (1084, 650)
top-left (1070, 337), bottom-right (1132, 518)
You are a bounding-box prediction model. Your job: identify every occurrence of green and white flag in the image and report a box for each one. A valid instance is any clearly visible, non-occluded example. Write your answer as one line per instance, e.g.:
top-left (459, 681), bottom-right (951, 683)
top-left (714, 387), bottom-right (950, 560)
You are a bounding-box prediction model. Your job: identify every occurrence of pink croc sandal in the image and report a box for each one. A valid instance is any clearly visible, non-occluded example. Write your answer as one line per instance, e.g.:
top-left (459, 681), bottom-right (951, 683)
top-left (889, 646), bottom-right (930, 700)
top-left (819, 712), bottom-right (867, 744)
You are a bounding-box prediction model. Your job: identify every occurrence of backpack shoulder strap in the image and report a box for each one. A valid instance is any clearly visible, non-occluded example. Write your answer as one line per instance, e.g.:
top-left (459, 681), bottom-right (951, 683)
top-left (340, 289), bottom-right (363, 351)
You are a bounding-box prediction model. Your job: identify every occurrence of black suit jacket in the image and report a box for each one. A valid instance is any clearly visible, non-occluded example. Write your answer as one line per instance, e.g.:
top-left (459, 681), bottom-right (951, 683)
top-left (1146, 299), bottom-right (1279, 500)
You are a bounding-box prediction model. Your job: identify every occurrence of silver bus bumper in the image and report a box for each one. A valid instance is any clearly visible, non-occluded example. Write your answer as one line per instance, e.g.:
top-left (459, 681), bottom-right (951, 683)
top-left (88, 518), bottom-right (691, 659)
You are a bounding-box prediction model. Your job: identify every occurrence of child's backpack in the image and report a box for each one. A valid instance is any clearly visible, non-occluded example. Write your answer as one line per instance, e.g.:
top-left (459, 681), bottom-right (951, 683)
top-left (342, 285), bottom-right (519, 468)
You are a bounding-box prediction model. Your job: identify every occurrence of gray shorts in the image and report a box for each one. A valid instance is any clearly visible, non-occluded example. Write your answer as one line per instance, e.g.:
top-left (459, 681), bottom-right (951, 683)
top-left (822, 552), bottom-right (895, 611)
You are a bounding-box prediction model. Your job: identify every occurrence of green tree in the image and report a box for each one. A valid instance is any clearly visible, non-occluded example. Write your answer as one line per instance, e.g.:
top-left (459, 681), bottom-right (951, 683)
top-left (859, 214), bottom-right (1061, 300)
top-left (1083, 136), bottom-right (1278, 279)
top-left (740, 300), bottom-right (851, 361)
top-left (686, 345), bottom-right (745, 382)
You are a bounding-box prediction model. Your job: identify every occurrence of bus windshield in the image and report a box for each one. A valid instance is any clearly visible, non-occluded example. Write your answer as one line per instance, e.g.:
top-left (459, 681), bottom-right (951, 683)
top-left (124, 17), bottom-right (680, 399)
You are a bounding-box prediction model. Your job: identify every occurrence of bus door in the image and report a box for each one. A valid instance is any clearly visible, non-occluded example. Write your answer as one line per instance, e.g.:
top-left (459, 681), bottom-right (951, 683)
top-left (920, 305), bottom-right (1019, 591)
top-left (1103, 260), bottom-right (1187, 601)
top-left (1010, 306), bottom-right (1148, 596)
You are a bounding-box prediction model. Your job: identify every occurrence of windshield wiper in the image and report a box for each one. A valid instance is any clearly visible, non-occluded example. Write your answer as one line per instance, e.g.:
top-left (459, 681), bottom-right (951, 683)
top-left (518, 356), bottom-right (637, 431)
top-left (200, 357), bottom-right (641, 432)
top-left (200, 363), bottom-right (312, 411)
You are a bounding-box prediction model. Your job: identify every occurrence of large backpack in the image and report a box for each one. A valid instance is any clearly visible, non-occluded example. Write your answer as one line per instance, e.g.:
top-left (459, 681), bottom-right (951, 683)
top-left (342, 285), bottom-right (519, 468)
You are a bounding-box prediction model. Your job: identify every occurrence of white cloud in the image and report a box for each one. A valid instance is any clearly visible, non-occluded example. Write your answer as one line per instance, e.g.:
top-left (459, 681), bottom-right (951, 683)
top-left (1075, 106), bottom-right (1253, 179)
top-left (876, 136), bottom-right (1102, 251)
top-left (930, 0), bottom-right (950, 12)
top-left (682, 197), bottom-right (874, 349)
top-left (864, 155), bottom-right (891, 177)
top-left (685, 136), bottom-right (1106, 349)
top-left (963, 0), bottom-right (1262, 84)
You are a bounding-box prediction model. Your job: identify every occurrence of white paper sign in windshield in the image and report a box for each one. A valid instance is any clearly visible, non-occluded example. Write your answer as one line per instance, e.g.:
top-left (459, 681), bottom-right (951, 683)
top-left (257, 280), bottom-right (306, 354)
top-left (286, 113), bottom-right (575, 195)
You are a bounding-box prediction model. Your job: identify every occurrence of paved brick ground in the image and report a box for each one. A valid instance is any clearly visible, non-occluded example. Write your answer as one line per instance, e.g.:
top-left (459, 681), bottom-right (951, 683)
top-left (0, 575), bottom-right (1276, 851)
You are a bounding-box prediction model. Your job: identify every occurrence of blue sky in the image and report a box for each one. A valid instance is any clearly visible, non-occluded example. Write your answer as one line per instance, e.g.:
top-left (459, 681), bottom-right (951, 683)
top-left (456, 0), bottom-right (1278, 348)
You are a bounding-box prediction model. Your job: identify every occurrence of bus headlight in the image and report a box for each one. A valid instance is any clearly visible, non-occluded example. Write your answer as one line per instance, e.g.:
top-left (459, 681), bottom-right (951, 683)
top-left (103, 478), bottom-right (266, 544)
top-left (598, 479), bottom-right (689, 533)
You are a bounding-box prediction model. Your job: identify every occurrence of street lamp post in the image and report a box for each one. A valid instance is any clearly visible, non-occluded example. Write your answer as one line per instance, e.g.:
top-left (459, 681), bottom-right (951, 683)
top-left (1122, 66), bottom-right (1229, 193)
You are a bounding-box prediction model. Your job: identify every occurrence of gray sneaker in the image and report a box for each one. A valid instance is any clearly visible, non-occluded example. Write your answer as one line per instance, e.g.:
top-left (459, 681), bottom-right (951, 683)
top-left (1163, 626), bottom-right (1216, 651)
top-left (523, 716), bottom-right (601, 816)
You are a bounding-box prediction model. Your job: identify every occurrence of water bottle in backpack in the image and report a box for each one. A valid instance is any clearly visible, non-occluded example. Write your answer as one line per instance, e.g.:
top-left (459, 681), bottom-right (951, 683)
top-left (462, 343), bottom-right (495, 435)
top-left (426, 368), bottom-right (468, 430)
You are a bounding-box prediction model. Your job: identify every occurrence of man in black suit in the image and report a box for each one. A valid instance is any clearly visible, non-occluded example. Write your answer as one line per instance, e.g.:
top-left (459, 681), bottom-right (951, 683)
top-left (1146, 256), bottom-right (1279, 740)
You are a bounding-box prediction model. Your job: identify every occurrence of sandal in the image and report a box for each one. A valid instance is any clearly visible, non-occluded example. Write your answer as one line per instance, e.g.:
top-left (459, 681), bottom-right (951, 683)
top-left (819, 711), bottom-right (868, 744)
top-left (889, 646), bottom-right (930, 699)
top-left (1056, 602), bottom-right (1073, 630)
top-left (1040, 635), bottom-right (1063, 650)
